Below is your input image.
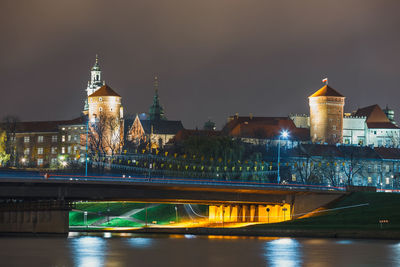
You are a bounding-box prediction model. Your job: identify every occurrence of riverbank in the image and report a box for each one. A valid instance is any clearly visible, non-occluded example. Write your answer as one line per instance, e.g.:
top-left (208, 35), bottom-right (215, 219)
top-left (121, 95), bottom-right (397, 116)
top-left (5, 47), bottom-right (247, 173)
top-left (70, 226), bottom-right (400, 240)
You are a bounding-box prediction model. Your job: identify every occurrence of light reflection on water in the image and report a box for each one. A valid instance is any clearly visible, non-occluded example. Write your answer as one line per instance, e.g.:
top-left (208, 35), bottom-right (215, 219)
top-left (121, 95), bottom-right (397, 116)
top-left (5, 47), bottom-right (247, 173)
top-left (70, 236), bottom-right (106, 267)
top-left (264, 238), bottom-right (302, 267)
top-left (0, 233), bottom-right (399, 267)
top-left (125, 237), bottom-right (153, 248)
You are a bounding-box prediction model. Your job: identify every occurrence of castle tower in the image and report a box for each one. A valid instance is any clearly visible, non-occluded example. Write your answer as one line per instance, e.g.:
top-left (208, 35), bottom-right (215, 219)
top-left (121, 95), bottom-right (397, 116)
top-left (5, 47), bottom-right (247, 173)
top-left (83, 55), bottom-right (104, 113)
top-left (309, 85), bottom-right (345, 144)
top-left (149, 76), bottom-right (166, 121)
top-left (88, 84), bottom-right (124, 154)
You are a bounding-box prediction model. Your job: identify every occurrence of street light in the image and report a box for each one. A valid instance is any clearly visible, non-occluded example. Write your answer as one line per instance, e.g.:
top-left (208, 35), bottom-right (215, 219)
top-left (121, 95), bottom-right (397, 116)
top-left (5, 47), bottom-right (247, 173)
top-left (175, 205), bottom-right (178, 223)
top-left (277, 130), bottom-right (289, 184)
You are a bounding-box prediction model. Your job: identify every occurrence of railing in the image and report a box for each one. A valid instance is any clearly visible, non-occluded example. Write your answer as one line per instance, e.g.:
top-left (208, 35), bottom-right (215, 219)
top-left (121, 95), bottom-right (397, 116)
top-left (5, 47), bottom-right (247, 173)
top-left (0, 171), bottom-right (347, 192)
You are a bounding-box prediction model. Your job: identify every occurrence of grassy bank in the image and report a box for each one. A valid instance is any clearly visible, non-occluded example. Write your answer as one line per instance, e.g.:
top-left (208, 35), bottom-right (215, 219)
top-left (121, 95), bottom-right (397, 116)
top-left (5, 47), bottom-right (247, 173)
top-left (249, 192), bottom-right (400, 231)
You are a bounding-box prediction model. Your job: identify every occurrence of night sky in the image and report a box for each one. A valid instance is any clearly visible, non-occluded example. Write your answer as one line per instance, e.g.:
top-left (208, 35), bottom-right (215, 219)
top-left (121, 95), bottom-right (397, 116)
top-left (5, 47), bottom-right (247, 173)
top-left (1, 0), bottom-right (400, 129)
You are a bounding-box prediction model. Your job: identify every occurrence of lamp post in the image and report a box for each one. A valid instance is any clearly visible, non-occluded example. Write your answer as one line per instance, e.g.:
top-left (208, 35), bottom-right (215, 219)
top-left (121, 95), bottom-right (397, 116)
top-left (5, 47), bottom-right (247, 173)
top-left (277, 130), bottom-right (289, 184)
top-left (175, 205), bottom-right (178, 223)
top-left (85, 117), bottom-right (89, 177)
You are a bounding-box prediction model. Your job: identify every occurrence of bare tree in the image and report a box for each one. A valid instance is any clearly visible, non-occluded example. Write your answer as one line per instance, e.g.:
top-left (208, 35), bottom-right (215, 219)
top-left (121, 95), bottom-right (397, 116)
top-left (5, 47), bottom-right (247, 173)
top-left (1, 115), bottom-right (19, 166)
top-left (86, 112), bottom-right (123, 165)
top-left (340, 149), bottom-right (365, 186)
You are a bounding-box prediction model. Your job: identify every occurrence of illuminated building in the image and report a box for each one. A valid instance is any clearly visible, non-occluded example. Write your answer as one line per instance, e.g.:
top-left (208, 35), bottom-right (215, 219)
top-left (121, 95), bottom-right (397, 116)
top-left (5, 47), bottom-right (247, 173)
top-left (83, 55), bottom-right (104, 115)
top-left (222, 113), bottom-right (309, 145)
top-left (3, 117), bottom-right (85, 167)
top-left (126, 77), bottom-right (183, 148)
top-left (309, 85), bottom-right (345, 144)
top-left (88, 84), bottom-right (124, 155)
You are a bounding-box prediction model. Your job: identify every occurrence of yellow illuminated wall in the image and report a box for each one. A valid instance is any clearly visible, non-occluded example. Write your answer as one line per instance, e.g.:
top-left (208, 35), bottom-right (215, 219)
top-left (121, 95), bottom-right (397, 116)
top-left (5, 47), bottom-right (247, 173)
top-left (208, 204), bottom-right (291, 223)
top-left (309, 96), bottom-right (345, 144)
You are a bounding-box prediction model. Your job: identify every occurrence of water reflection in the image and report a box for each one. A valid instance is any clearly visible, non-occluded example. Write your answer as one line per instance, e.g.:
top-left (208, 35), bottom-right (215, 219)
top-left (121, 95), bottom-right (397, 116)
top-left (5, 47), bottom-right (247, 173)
top-left (264, 238), bottom-right (302, 267)
top-left (70, 236), bottom-right (106, 267)
top-left (126, 237), bottom-right (153, 248)
top-left (336, 240), bottom-right (354, 245)
top-left (391, 242), bottom-right (400, 266)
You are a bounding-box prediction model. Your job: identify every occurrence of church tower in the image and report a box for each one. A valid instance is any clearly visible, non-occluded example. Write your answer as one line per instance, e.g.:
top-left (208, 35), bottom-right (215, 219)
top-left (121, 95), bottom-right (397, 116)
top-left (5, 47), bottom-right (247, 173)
top-left (83, 55), bottom-right (104, 114)
top-left (309, 85), bottom-right (345, 144)
top-left (149, 76), bottom-right (166, 121)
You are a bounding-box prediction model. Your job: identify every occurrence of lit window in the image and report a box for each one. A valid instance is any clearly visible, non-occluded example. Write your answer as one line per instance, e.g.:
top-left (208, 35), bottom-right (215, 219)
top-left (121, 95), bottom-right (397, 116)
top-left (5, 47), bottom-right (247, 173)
top-left (386, 177), bottom-right (390, 185)
top-left (52, 135), bottom-right (57, 142)
top-left (38, 136), bottom-right (44, 143)
top-left (62, 135), bottom-right (66, 142)
top-left (38, 148), bottom-right (43, 155)
top-left (51, 147), bottom-right (57, 154)
top-left (24, 148), bottom-right (30, 155)
top-left (62, 147), bottom-right (65, 154)
top-left (74, 135), bottom-right (78, 141)
top-left (62, 127), bottom-right (65, 130)
top-left (68, 135), bottom-right (71, 141)
top-left (24, 136), bottom-right (30, 143)
top-left (37, 158), bottom-right (43, 166)
top-left (368, 177), bottom-right (372, 184)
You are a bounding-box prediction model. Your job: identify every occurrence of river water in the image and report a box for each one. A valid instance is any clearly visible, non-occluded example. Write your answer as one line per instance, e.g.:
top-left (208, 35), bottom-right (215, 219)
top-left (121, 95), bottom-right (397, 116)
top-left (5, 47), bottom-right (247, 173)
top-left (1, 233), bottom-right (400, 267)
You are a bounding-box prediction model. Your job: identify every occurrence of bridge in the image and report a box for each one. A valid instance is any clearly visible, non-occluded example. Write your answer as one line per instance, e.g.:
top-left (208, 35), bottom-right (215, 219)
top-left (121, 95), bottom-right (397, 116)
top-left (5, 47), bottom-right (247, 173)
top-left (0, 171), bottom-right (346, 235)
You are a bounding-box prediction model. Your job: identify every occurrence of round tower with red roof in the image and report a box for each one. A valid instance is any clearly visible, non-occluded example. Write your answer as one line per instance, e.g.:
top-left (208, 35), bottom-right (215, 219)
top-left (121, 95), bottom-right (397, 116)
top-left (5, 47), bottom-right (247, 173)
top-left (309, 85), bottom-right (345, 144)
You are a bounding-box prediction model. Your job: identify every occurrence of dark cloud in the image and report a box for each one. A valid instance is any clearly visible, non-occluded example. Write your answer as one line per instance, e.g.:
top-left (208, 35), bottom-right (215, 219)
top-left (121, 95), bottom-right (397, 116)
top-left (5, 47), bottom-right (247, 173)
top-left (1, 0), bottom-right (400, 128)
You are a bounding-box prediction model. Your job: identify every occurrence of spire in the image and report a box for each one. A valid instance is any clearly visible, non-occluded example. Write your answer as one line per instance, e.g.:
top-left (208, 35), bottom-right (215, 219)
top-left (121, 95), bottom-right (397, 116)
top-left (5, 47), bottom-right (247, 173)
top-left (149, 75), bottom-right (166, 121)
top-left (154, 76), bottom-right (159, 94)
top-left (91, 54), bottom-right (101, 71)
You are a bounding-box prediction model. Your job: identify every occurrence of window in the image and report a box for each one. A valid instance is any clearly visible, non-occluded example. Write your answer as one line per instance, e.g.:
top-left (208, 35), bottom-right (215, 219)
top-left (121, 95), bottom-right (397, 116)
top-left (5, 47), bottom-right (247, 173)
top-left (332, 125), bottom-right (336, 130)
top-left (385, 165), bottom-right (390, 172)
top-left (51, 147), bottom-right (57, 154)
top-left (99, 107), bottom-right (103, 112)
top-left (68, 146), bottom-right (71, 154)
top-left (24, 136), bottom-right (30, 143)
top-left (38, 148), bottom-right (43, 155)
top-left (291, 174), bottom-right (296, 182)
top-left (51, 158), bottom-right (58, 165)
top-left (99, 97), bottom-right (103, 102)
top-left (61, 147), bottom-right (65, 154)
top-left (377, 165), bottom-right (382, 172)
top-left (386, 177), bottom-right (390, 185)
top-left (68, 135), bottom-right (71, 141)
top-left (378, 139), bottom-right (383, 147)
top-left (52, 135), bottom-right (57, 142)
top-left (24, 148), bottom-right (30, 155)
top-left (62, 135), bottom-right (66, 142)
top-left (74, 135), bottom-right (78, 141)
top-left (368, 165), bottom-right (372, 173)
top-left (37, 159), bottom-right (43, 166)
top-left (368, 177), bottom-right (372, 184)
top-left (37, 136), bottom-right (43, 143)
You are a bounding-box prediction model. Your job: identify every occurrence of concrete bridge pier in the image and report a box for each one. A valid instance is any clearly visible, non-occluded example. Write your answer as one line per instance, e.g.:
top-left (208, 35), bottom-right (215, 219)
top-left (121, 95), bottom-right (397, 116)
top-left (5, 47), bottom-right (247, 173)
top-left (0, 200), bottom-right (71, 235)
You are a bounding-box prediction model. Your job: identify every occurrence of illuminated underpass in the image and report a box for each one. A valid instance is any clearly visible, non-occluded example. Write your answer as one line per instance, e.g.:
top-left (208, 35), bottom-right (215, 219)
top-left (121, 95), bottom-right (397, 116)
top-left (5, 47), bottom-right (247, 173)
top-left (69, 201), bottom-right (293, 230)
